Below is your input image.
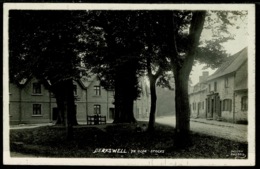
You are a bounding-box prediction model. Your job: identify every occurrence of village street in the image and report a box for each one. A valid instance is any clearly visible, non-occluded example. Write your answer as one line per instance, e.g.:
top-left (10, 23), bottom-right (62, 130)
top-left (155, 116), bottom-right (248, 143)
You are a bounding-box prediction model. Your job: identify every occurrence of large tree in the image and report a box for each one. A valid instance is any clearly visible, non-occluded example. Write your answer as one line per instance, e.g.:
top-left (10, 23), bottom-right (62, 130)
top-left (9, 10), bottom-right (86, 139)
top-left (79, 11), bottom-right (144, 123)
top-left (161, 10), bottom-right (247, 145)
top-left (135, 11), bottom-right (173, 131)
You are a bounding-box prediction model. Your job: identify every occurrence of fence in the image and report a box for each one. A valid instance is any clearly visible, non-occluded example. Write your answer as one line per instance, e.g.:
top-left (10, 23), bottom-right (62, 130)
top-left (87, 115), bottom-right (106, 125)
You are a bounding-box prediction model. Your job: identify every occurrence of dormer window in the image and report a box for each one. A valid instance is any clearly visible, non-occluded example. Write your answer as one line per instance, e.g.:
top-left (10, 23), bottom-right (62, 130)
top-left (33, 83), bottom-right (41, 94)
top-left (94, 86), bottom-right (101, 96)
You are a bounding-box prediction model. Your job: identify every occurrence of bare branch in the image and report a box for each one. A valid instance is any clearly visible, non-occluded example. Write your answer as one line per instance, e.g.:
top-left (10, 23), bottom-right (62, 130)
top-left (171, 13), bottom-right (179, 57)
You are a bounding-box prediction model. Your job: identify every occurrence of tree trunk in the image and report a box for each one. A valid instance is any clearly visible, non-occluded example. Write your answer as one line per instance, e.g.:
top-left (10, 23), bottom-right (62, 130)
top-left (169, 11), bottom-right (206, 147)
top-left (66, 79), bottom-right (78, 126)
top-left (173, 66), bottom-right (192, 147)
top-left (53, 79), bottom-right (78, 127)
top-left (148, 77), bottom-right (157, 132)
top-left (122, 96), bottom-right (136, 123)
top-left (113, 62), bottom-right (137, 124)
top-left (64, 99), bottom-right (73, 140)
top-left (113, 74), bottom-right (122, 123)
top-left (63, 79), bottom-right (76, 140)
top-left (114, 90), bottom-right (136, 123)
top-left (55, 95), bottom-right (65, 125)
top-left (52, 79), bottom-right (77, 140)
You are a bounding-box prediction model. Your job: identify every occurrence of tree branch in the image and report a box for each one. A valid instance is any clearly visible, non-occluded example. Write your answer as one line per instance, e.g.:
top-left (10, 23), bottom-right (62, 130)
top-left (154, 66), bottom-right (163, 79)
top-left (182, 11), bottom-right (206, 75)
top-left (146, 54), bottom-right (152, 80)
top-left (171, 13), bottom-right (179, 58)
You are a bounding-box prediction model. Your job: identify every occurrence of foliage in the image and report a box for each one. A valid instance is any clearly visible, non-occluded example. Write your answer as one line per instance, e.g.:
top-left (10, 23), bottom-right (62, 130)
top-left (9, 10), bottom-right (84, 85)
top-left (9, 10), bottom-right (90, 128)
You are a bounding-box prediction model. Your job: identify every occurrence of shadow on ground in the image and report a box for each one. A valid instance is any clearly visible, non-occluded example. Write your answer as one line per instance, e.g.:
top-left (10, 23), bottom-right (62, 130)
top-left (10, 121), bottom-right (247, 159)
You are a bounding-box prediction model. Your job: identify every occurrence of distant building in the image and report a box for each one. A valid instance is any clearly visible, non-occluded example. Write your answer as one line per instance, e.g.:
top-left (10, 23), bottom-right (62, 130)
top-left (9, 75), bottom-right (150, 125)
top-left (134, 76), bottom-right (150, 119)
top-left (189, 47), bottom-right (248, 123)
top-left (189, 71), bottom-right (209, 118)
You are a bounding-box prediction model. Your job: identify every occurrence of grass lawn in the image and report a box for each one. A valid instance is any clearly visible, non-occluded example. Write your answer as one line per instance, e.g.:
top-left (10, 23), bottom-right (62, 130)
top-left (10, 122), bottom-right (247, 158)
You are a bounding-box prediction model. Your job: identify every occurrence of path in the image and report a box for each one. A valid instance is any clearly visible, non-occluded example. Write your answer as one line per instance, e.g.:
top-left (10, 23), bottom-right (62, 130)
top-left (155, 116), bottom-right (247, 143)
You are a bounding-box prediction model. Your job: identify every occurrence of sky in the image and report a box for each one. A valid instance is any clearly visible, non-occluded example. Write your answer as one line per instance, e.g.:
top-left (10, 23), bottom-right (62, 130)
top-left (189, 13), bottom-right (248, 85)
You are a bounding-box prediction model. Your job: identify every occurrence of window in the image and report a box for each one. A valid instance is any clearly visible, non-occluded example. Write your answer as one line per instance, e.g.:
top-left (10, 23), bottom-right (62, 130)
top-left (73, 85), bottom-right (77, 95)
top-left (193, 102), bottom-right (196, 110)
top-left (33, 83), bottom-right (41, 94)
top-left (225, 77), bottom-right (229, 88)
top-left (94, 86), bottom-right (101, 96)
top-left (208, 84), bottom-right (211, 92)
top-left (223, 99), bottom-right (232, 111)
top-left (94, 105), bottom-right (101, 114)
top-left (214, 82), bottom-right (217, 92)
top-left (241, 96), bottom-right (248, 111)
top-left (33, 104), bottom-right (41, 115)
top-left (202, 101), bottom-right (204, 110)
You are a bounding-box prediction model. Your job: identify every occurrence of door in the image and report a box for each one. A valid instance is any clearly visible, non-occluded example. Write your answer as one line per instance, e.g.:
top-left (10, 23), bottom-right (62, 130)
top-left (52, 108), bottom-right (58, 121)
top-left (197, 102), bottom-right (201, 117)
top-left (219, 100), bottom-right (222, 118)
top-left (210, 99), bottom-right (214, 118)
top-left (109, 108), bottom-right (115, 120)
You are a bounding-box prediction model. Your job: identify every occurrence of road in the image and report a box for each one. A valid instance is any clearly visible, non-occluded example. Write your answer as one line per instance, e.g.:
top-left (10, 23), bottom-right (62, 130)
top-left (155, 116), bottom-right (248, 143)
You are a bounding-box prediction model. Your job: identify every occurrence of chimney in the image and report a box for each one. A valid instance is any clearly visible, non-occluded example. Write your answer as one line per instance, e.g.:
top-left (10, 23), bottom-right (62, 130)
top-left (201, 71), bottom-right (209, 82)
top-left (203, 71), bottom-right (209, 78)
top-left (199, 76), bottom-right (203, 83)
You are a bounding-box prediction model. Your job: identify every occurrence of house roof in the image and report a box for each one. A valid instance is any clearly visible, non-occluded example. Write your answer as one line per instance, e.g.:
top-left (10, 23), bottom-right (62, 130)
top-left (235, 76), bottom-right (247, 91)
top-left (79, 74), bottom-right (97, 88)
top-left (234, 61), bottom-right (248, 91)
top-left (207, 47), bottom-right (247, 81)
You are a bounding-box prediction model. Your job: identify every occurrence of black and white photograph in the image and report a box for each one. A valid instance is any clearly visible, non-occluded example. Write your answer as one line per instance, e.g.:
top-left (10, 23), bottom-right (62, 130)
top-left (3, 3), bottom-right (255, 166)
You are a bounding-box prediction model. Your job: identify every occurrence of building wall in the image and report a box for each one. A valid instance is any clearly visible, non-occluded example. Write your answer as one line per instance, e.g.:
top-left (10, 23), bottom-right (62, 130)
top-left (73, 82), bottom-right (87, 122)
top-left (156, 87), bottom-right (175, 117)
top-left (235, 61), bottom-right (248, 90)
top-left (10, 78), bottom-right (53, 124)
top-left (21, 78), bottom-right (51, 124)
top-left (234, 61), bottom-right (248, 123)
top-left (189, 90), bottom-right (207, 118)
top-left (208, 75), bottom-right (235, 100)
top-left (207, 75), bottom-right (235, 122)
top-left (20, 102), bottom-right (51, 124)
top-left (9, 76), bottom-right (153, 124)
top-left (87, 77), bottom-right (114, 119)
top-left (234, 90), bottom-right (248, 123)
top-left (134, 96), bottom-right (150, 119)
top-left (133, 77), bottom-right (150, 119)
top-left (190, 72), bottom-right (247, 123)
top-left (9, 78), bottom-right (90, 124)
top-left (9, 84), bottom-right (21, 124)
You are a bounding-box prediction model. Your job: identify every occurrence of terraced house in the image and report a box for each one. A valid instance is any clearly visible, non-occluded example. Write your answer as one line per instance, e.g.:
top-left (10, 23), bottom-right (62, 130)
top-left (189, 71), bottom-right (209, 119)
top-left (189, 47), bottom-right (248, 123)
top-left (9, 75), bottom-right (150, 125)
